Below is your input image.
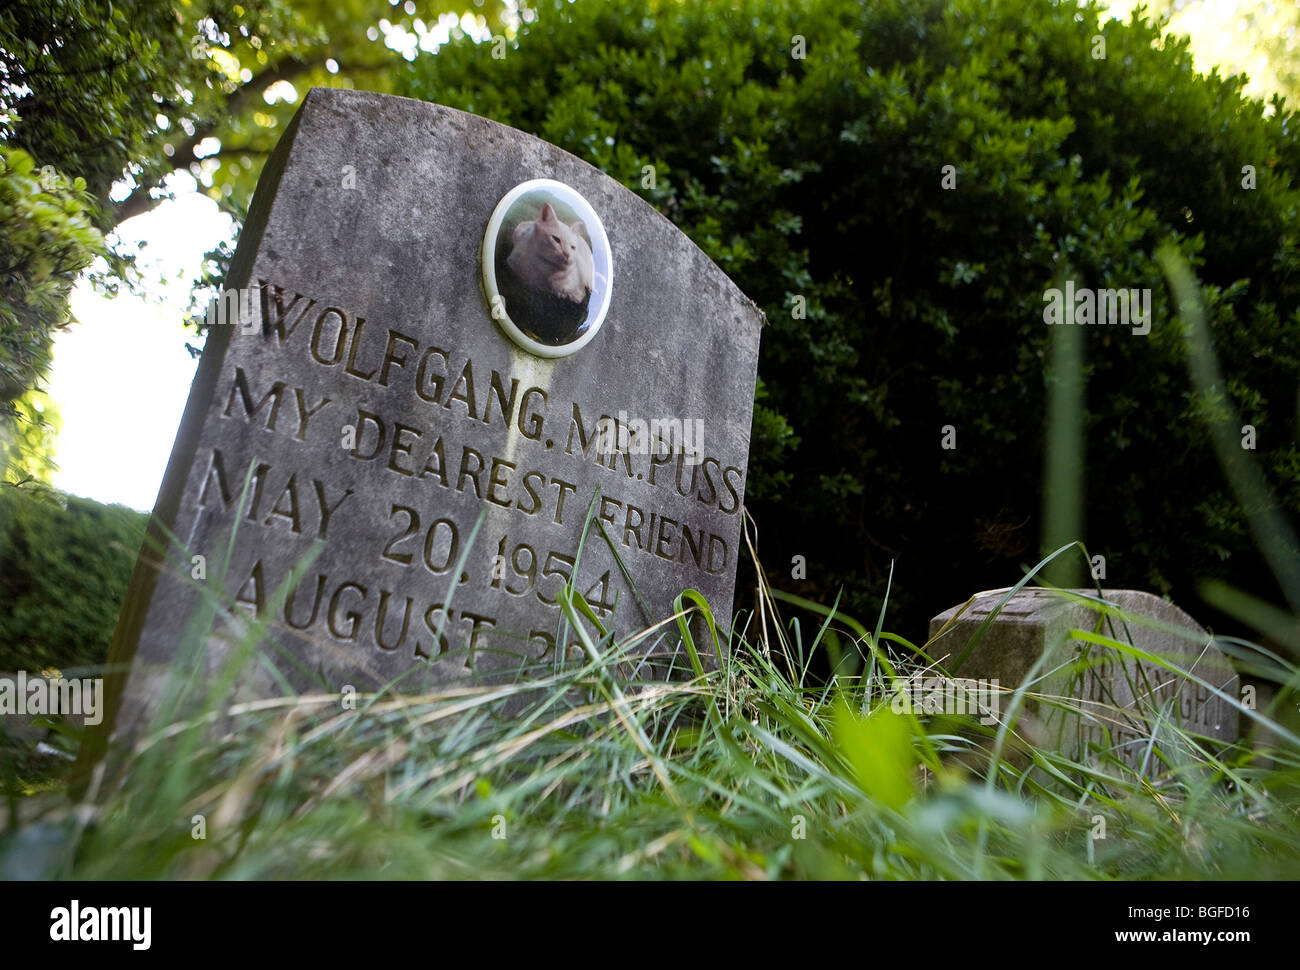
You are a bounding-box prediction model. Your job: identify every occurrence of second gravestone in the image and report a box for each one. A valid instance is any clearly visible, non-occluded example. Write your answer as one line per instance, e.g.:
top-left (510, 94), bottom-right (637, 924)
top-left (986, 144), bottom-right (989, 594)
top-left (928, 588), bottom-right (1239, 772)
top-left (99, 89), bottom-right (762, 736)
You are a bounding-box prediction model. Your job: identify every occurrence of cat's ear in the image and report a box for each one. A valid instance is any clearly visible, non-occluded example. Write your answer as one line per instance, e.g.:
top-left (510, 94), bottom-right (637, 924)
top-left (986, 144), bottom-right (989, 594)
top-left (537, 203), bottom-right (556, 222)
top-left (570, 221), bottom-right (589, 242)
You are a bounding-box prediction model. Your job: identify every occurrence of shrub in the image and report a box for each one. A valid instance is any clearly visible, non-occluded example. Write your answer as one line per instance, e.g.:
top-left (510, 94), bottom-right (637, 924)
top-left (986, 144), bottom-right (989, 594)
top-left (0, 486), bottom-right (146, 672)
top-left (393, 0), bottom-right (1300, 639)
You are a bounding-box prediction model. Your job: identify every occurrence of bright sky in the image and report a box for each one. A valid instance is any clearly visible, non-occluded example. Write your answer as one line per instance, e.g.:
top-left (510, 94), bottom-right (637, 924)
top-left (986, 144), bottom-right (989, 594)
top-left (1107, 0), bottom-right (1296, 104)
top-left (48, 174), bottom-right (234, 510)
top-left (43, 0), bottom-right (1292, 511)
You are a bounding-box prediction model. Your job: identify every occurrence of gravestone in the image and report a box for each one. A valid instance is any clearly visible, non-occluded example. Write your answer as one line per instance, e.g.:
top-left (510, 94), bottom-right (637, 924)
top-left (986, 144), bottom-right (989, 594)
top-left (97, 89), bottom-right (762, 740)
top-left (927, 588), bottom-right (1239, 771)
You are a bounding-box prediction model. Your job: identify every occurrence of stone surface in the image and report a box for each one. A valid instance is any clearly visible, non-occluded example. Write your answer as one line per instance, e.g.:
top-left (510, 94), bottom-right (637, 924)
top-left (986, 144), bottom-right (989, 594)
top-left (99, 89), bottom-right (762, 738)
top-left (927, 588), bottom-right (1239, 769)
top-left (0, 670), bottom-right (99, 761)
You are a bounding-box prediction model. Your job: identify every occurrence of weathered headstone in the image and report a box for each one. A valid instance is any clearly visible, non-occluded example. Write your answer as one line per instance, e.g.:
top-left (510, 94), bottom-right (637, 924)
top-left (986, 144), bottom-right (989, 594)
top-left (927, 588), bottom-right (1239, 770)
top-left (98, 89), bottom-right (762, 739)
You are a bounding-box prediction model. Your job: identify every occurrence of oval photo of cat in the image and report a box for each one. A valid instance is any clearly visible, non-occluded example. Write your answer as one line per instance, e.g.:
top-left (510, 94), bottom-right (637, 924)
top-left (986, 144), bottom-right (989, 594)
top-left (481, 179), bottom-right (613, 357)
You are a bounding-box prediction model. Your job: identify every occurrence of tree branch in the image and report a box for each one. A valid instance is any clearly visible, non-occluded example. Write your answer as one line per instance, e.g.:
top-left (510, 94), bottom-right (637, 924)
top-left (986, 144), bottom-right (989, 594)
top-left (110, 54), bottom-right (392, 227)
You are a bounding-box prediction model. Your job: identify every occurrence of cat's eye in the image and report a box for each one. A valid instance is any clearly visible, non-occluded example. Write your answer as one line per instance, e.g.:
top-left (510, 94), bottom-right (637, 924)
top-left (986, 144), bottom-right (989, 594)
top-left (551, 234), bottom-right (561, 243)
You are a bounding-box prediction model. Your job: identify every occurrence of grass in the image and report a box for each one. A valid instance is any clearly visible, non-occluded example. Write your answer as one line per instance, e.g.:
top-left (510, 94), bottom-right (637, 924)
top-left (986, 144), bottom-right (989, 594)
top-left (1, 515), bottom-right (1297, 881)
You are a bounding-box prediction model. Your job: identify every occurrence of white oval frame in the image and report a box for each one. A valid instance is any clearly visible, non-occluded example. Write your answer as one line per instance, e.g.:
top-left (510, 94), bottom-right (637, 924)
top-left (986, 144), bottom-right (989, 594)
top-left (480, 178), bottom-right (613, 358)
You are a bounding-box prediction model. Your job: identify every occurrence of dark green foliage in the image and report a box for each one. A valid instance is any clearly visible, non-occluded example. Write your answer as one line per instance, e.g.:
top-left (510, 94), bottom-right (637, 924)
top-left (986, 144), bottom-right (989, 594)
top-left (0, 0), bottom-right (296, 459)
top-left (2, 0), bottom-right (189, 217)
top-left (0, 147), bottom-right (102, 480)
top-left (1, 0), bottom-right (286, 227)
top-left (0, 486), bottom-right (147, 672)
top-left (397, 0), bottom-right (1300, 639)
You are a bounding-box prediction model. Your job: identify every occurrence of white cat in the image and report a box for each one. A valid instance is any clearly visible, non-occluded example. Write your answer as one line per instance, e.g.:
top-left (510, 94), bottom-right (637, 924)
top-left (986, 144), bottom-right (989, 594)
top-left (506, 203), bottom-right (595, 304)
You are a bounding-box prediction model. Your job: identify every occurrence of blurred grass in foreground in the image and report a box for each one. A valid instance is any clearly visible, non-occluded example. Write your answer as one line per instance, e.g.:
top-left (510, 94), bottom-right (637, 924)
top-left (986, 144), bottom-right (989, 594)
top-left (0, 519), bottom-right (1295, 880)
